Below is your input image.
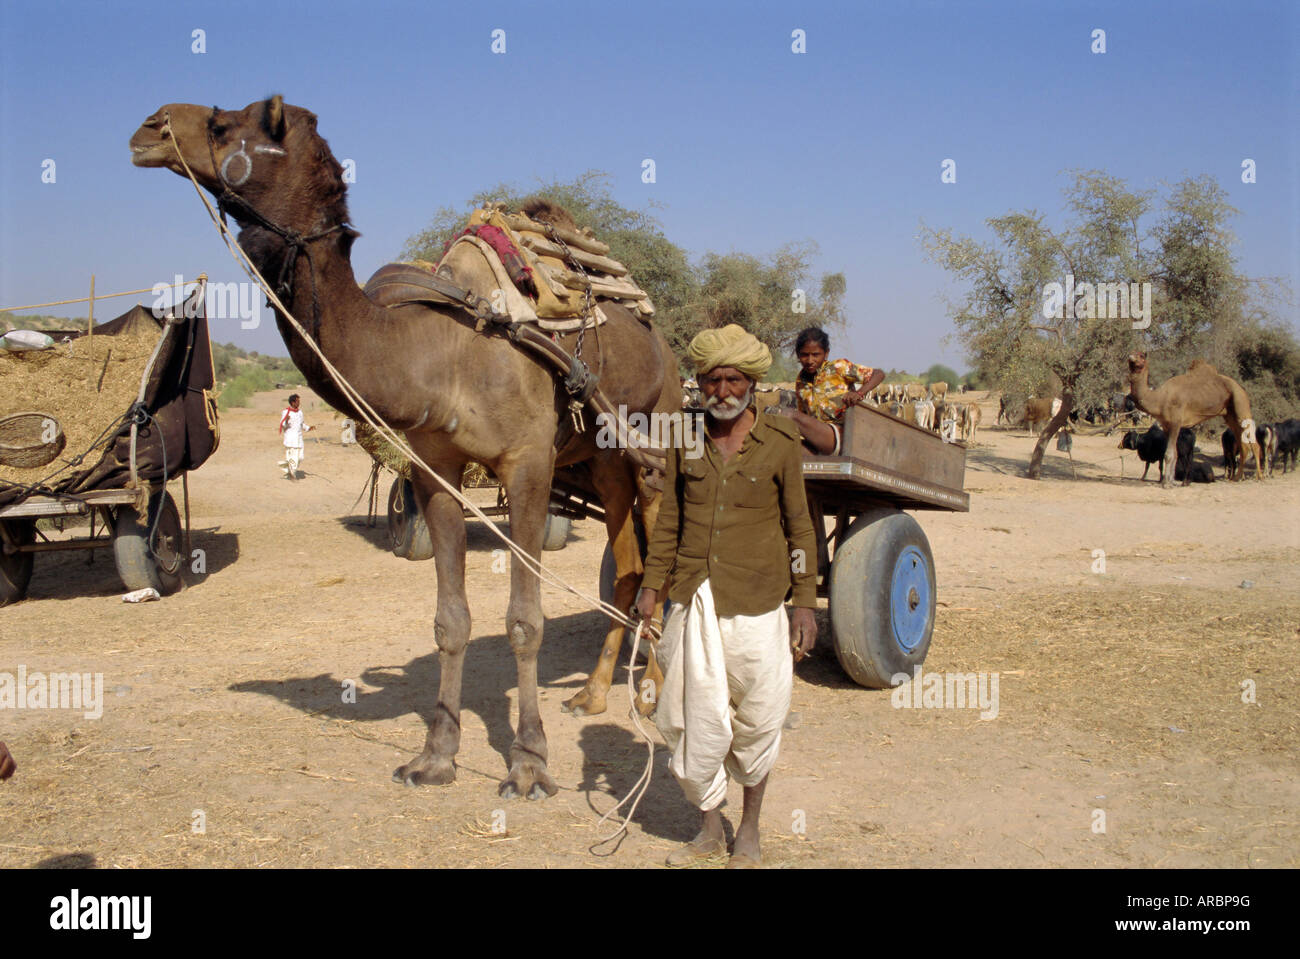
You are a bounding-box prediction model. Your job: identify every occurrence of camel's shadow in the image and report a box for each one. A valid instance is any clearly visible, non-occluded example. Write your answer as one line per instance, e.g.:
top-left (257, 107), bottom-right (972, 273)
top-left (229, 610), bottom-right (638, 781)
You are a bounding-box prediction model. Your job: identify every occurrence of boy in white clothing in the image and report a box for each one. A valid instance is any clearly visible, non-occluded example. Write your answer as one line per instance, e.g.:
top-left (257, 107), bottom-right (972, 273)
top-left (278, 394), bottom-right (313, 479)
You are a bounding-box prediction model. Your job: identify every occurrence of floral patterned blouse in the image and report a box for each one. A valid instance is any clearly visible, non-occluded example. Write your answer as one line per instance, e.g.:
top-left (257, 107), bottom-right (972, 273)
top-left (796, 358), bottom-right (877, 422)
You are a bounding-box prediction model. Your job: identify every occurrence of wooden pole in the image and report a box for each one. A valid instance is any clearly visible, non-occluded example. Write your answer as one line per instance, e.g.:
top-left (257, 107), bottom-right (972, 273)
top-left (87, 274), bottom-right (94, 357)
top-left (0, 280), bottom-right (188, 313)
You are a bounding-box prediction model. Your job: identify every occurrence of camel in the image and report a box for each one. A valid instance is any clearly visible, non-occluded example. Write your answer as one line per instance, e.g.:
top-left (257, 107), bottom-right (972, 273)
top-left (1126, 352), bottom-right (1261, 488)
top-left (960, 401), bottom-right (982, 443)
top-left (997, 395), bottom-right (1054, 434)
top-left (130, 96), bottom-right (681, 798)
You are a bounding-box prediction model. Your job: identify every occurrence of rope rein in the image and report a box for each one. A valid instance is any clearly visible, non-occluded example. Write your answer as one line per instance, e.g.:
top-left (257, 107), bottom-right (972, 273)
top-left (164, 116), bottom-right (660, 838)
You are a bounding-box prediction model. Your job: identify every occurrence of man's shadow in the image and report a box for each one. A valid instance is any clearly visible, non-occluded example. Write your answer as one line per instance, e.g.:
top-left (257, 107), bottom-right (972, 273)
top-left (574, 722), bottom-right (700, 845)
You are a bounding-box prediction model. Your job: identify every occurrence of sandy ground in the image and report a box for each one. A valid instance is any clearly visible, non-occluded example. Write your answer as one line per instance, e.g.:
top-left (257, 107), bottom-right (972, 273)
top-left (1, 390), bottom-right (1296, 869)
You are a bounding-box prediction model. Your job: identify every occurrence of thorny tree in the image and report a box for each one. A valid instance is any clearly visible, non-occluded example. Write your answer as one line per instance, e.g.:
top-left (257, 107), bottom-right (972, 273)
top-left (920, 171), bottom-right (1299, 478)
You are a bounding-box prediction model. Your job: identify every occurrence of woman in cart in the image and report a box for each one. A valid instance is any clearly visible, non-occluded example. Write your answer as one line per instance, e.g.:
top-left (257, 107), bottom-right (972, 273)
top-left (784, 327), bottom-right (884, 455)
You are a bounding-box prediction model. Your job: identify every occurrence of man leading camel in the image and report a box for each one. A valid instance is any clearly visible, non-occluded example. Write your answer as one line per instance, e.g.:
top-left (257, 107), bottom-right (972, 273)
top-left (636, 324), bottom-right (818, 868)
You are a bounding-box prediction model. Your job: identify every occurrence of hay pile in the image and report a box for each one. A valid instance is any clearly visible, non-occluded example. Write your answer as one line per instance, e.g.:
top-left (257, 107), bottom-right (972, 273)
top-left (0, 323), bottom-right (162, 487)
top-left (354, 422), bottom-right (495, 487)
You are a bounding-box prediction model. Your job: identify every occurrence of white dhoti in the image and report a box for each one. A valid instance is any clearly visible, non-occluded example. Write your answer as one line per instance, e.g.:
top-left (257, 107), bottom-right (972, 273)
top-left (654, 579), bottom-right (793, 812)
top-left (284, 444), bottom-right (303, 473)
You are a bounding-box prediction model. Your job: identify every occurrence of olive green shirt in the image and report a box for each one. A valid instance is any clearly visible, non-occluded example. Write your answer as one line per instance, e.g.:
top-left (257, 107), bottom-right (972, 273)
top-left (640, 409), bottom-right (818, 617)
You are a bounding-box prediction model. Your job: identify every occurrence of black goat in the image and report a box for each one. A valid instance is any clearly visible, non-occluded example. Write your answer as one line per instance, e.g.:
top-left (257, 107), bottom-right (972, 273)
top-left (1273, 418), bottom-right (1300, 475)
top-left (1120, 425), bottom-right (1195, 483)
top-left (1174, 458), bottom-right (1216, 484)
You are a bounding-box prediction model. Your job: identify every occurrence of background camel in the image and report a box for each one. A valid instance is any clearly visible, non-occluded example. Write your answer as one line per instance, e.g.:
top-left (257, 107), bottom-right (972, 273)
top-left (130, 96), bottom-right (680, 799)
top-left (997, 395), bottom-right (1054, 434)
top-left (1126, 352), bottom-right (1261, 487)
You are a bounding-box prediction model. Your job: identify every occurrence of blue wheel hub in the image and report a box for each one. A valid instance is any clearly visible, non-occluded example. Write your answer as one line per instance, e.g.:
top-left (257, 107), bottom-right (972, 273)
top-left (889, 545), bottom-right (931, 654)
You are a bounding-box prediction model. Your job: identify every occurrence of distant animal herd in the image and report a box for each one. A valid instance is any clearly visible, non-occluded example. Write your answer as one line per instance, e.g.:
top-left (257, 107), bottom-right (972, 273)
top-left (834, 380), bottom-right (1299, 487)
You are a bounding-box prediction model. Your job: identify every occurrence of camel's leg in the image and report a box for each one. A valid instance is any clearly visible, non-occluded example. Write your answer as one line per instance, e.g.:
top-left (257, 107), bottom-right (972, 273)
top-left (1159, 425), bottom-right (1178, 488)
top-left (563, 453), bottom-right (641, 717)
top-left (393, 456), bottom-right (470, 787)
top-left (497, 449), bottom-right (558, 801)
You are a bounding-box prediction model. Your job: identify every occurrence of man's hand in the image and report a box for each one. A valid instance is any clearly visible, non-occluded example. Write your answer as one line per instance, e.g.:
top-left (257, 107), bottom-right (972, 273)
top-left (635, 587), bottom-right (659, 623)
top-left (844, 390), bottom-right (866, 408)
top-left (790, 607), bottom-right (817, 662)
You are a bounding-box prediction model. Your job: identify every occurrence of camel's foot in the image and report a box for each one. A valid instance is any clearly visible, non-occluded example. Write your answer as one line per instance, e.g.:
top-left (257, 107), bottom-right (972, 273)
top-left (392, 752), bottom-right (456, 787)
top-left (498, 758), bottom-right (557, 801)
top-left (561, 685), bottom-right (607, 717)
top-left (634, 687), bottom-right (659, 719)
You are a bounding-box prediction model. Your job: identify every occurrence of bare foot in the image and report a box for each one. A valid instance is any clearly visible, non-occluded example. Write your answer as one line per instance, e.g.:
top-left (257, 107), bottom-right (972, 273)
top-left (731, 826), bottom-right (762, 866)
top-left (665, 833), bottom-right (726, 867)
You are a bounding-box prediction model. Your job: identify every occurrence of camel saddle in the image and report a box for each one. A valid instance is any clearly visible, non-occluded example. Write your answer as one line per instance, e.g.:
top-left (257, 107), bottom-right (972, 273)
top-left (361, 260), bottom-right (667, 473)
top-left (363, 206), bottom-right (655, 333)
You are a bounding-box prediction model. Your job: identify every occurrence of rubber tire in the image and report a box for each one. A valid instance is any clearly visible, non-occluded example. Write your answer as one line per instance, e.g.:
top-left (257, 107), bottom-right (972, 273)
top-left (829, 507), bottom-right (936, 688)
top-left (113, 491), bottom-right (184, 595)
top-left (542, 513), bottom-right (571, 551)
top-left (387, 477), bottom-right (434, 561)
top-left (0, 519), bottom-right (35, 607)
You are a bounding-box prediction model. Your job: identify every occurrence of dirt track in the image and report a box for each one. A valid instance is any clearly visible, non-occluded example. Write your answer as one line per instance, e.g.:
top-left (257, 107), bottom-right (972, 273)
top-left (2, 390), bottom-right (1297, 868)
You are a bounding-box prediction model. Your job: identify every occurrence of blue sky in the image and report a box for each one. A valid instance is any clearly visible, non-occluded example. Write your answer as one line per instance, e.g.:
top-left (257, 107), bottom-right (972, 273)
top-left (1, 0), bottom-right (1295, 373)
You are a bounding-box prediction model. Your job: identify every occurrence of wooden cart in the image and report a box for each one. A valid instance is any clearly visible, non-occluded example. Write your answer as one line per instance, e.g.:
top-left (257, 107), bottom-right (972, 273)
top-left (589, 403), bottom-right (969, 689)
top-left (0, 279), bottom-right (217, 604)
top-left (0, 483), bottom-right (190, 603)
top-left (383, 402), bottom-right (969, 689)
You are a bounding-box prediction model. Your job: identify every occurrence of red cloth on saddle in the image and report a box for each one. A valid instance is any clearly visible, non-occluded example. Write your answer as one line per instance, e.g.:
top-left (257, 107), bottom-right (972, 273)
top-left (443, 224), bottom-right (535, 296)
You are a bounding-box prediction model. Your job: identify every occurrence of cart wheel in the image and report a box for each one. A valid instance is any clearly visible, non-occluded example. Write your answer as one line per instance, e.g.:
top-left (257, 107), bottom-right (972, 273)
top-left (387, 477), bottom-right (433, 561)
top-left (113, 491), bottom-right (184, 595)
top-left (829, 507), bottom-right (936, 688)
top-left (542, 513), bottom-right (571, 551)
top-left (0, 519), bottom-right (35, 607)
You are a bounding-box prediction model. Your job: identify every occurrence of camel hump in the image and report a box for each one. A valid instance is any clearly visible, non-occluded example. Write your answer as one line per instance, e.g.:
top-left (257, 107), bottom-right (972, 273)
top-left (1188, 359), bottom-right (1218, 375)
top-left (519, 198), bottom-right (580, 233)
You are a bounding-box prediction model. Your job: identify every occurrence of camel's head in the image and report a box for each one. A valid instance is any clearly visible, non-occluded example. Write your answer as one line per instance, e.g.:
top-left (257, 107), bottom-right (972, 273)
top-left (130, 96), bottom-right (351, 236)
top-left (1127, 351), bottom-right (1148, 376)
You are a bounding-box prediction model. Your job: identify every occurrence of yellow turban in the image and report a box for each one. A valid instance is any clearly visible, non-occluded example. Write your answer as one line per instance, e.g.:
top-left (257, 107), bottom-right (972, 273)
top-left (687, 324), bottom-right (772, 379)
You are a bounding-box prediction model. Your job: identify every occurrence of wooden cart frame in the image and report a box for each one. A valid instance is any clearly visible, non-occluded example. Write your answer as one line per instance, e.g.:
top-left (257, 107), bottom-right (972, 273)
top-left (386, 402), bottom-right (969, 688)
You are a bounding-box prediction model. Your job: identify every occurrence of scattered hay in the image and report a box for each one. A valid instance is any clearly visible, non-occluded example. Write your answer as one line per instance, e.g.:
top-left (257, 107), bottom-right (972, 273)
top-left (461, 817), bottom-right (513, 840)
top-left (0, 322), bottom-right (162, 487)
top-left (931, 586), bottom-right (1299, 760)
top-left (354, 422), bottom-right (409, 477)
